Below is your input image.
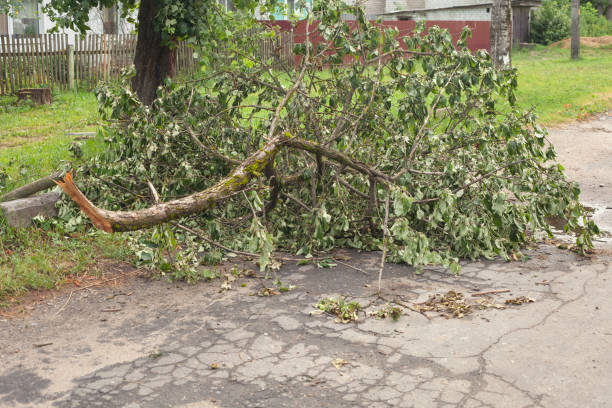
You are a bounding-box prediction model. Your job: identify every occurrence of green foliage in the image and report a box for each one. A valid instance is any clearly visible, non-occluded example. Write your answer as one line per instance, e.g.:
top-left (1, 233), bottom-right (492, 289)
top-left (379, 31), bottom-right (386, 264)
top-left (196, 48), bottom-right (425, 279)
top-left (58, 1), bottom-right (596, 280)
top-left (580, 1), bottom-right (612, 36)
top-left (36, 0), bottom-right (279, 46)
top-left (530, 0), bottom-right (571, 44)
top-left (317, 296), bottom-right (362, 323)
top-left (371, 304), bottom-right (402, 321)
top-left (531, 0), bottom-right (612, 44)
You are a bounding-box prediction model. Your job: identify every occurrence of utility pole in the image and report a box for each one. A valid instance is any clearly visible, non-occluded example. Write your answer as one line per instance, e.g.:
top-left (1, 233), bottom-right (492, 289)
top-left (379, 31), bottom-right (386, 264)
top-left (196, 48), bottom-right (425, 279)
top-left (571, 0), bottom-right (580, 59)
top-left (490, 0), bottom-right (512, 69)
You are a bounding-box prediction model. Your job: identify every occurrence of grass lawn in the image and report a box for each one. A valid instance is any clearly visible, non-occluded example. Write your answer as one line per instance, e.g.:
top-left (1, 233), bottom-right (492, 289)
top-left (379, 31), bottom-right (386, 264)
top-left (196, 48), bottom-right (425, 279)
top-left (1, 43), bottom-right (611, 303)
top-left (513, 43), bottom-right (612, 125)
top-left (0, 90), bottom-right (131, 305)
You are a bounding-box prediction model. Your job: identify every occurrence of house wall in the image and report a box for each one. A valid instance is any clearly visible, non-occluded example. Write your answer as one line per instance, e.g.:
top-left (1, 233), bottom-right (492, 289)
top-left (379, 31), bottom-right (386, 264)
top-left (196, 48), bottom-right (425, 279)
top-left (292, 19), bottom-right (490, 53)
top-left (424, 5), bottom-right (491, 21)
top-left (385, 0), bottom-right (492, 21)
top-left (426, 0), bottom-right (490, 9)
top-left (364, 0), bottom-right (386, 18)
top-left (4, 1), bottom-right (134, 40)
top-left (385, 0), bottom-right (426, 14)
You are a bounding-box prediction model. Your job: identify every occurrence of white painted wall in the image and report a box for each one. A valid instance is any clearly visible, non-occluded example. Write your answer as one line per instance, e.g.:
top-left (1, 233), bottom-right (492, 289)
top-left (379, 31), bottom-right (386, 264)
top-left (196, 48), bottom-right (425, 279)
top-left (386, 0), bottom-right (425, 14)
top-left (363, 0), bottom-right (386, 18)
top-left (424, 5), bottom-right (491, 20)
top-left (383, 0), bottom-right (491, 20)
top-left (6, 0), bottom-right (135, 41)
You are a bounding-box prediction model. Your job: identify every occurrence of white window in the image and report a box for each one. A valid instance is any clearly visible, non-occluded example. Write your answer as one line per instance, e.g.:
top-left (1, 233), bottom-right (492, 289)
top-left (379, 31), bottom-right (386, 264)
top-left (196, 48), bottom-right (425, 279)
top-left (12, 0), bottom-right (39, 35)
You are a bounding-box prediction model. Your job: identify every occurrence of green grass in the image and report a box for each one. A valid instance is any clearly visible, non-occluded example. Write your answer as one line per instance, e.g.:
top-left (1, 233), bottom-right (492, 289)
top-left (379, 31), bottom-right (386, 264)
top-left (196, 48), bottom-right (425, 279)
top-left (0, 90), bottom-right (105, 194)
top-left (0, 90), bottom-right (130, 304)
top-left (513, 43), bottom-right (612, 125)
top-left (0, 133), bottom-right (106, 194)
top-left (0, 223), bottom-right (131, 305)
top-left (0, 91), bottom-right (99, 147)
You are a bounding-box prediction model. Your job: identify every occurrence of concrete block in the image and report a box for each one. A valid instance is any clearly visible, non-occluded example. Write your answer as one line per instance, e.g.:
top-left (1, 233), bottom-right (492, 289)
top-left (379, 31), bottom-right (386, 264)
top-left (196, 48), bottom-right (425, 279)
top-left (0, 192), bottom-right (61, 228)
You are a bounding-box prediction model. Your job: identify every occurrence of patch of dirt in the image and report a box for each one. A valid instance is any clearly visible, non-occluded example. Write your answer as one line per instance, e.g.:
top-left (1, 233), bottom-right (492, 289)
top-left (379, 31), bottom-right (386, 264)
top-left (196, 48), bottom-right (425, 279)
top-left (550, 35), bottom-right (612, 49)
top-left (0, 260), bottom-right (143, 319)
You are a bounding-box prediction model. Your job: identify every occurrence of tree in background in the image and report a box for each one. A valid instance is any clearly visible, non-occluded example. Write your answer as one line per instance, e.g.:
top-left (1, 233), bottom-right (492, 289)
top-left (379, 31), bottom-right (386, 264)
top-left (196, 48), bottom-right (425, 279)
top-left (589, 0), bottom-right (611, 19)
top-left (490, 0), bottom-right (512, 68)
top-left (0, 0), bottom-right (277, 105)
top-left (571, 0), bottom-right (580, 58)
top-left (530, 0), bottom-right (612, 44)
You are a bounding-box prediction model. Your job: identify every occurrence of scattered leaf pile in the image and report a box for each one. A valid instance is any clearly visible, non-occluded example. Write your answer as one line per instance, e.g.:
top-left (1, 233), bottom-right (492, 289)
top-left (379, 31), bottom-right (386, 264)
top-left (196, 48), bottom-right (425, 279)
top-left (416, 290), bottom-right (473, 318)
top-left (415, 290), bottom-right (537, 318)
top-left (505, 296), bottom-right (536, 305)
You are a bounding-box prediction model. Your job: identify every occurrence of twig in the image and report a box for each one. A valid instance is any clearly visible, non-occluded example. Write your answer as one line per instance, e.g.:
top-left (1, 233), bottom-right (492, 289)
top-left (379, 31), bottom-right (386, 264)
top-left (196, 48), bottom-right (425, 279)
top-left (74, 276), bottom-right (122, 291)
top-left (183, 123), bottom-right (241, 166)
top-left (281, 192), bottom-right (311, 212)
top-left (378, 295), bottom-right (432, 320)
top-left (33, 342), bottom-right (53, 348)
top-left (377, 189), bottom-right (391, 295)
top-left (394, 300), bottom-right (431, 320)
top-left (147, 180), bottom-right (160, 204)
top-left (54, 290), bottom-right (74, 316)
top-left (470, 289), bottom-right (510, 297)
top-left (173, 222), bottom-right (258, 258)
top-left (334, 260), bottom-right (368, 275)
top-left (101, 307), bottom-right (122, 312)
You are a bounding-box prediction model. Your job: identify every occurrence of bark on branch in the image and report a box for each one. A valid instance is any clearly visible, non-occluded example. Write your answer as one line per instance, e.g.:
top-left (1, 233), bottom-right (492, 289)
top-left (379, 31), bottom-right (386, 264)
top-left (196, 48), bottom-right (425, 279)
top-left (55, 133), bottom-right (291, 232)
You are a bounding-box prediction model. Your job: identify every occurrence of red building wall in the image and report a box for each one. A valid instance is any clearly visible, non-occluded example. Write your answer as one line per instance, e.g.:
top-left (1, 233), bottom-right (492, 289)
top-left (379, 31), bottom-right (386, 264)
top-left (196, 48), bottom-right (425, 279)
top-left (263, 19), bottom-right (491, 54)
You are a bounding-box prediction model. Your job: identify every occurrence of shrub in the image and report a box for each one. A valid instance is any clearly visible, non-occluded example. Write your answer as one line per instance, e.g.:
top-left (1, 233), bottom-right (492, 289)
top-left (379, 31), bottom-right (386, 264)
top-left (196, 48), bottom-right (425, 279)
top-left (530, 0), bottom-right (571, 44)
top-left (531, 0), bottom-right (612, 44)
top-left (580, 1), bottom-right (612, 36)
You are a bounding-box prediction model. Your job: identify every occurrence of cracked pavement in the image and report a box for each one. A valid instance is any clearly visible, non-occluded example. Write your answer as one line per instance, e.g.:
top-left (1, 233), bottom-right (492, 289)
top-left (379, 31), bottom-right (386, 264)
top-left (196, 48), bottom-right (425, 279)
top-left (0, 113), bottom-right (611, 407)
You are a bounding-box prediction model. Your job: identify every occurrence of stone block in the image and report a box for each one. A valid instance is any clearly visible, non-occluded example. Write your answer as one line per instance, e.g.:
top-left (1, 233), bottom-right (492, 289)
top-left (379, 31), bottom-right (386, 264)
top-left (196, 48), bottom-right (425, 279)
top-left (0, 192), bottom-right (61, 228)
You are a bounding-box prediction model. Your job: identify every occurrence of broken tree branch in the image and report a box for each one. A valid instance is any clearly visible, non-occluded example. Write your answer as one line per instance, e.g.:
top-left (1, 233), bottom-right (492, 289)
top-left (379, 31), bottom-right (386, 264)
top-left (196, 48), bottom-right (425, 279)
top-left (1, 171), bottom-right (63, 202)
top-left (55, 133), bottom-right (291, 232)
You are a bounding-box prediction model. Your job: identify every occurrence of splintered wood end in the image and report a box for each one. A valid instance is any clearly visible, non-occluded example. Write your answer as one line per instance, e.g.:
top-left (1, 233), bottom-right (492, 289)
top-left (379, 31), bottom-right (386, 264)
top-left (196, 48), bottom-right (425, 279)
top-left (54, 170), bottom-right (114, 233)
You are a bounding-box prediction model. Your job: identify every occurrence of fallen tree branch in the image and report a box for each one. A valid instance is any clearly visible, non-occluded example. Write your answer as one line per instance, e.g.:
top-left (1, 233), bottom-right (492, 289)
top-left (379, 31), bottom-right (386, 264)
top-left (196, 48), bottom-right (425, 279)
top-left (471, 289), bottom-right (510, 297)
top-left (286, 138), bottom-right (389, 181)
top-left (55, 133), bottom-right (291, 232)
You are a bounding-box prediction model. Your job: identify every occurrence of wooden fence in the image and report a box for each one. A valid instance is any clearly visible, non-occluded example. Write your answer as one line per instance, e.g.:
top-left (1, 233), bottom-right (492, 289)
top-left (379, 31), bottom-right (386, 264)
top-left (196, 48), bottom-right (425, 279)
top-left (0, 31), bottom-right (294, 95)
top-left (255, 30), bottom-right (294, 70)
top-left (0, 34), bottom-right (197, 95)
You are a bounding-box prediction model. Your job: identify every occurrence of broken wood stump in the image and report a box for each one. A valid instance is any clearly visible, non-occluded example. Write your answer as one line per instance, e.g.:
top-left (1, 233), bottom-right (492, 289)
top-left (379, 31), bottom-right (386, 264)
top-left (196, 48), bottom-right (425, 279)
top-left (17, 88), bottom-right (52, 105)
top-left (0, 192), bottom-right (61, 228)
top-left (0, 172), bottom-right (62, 203)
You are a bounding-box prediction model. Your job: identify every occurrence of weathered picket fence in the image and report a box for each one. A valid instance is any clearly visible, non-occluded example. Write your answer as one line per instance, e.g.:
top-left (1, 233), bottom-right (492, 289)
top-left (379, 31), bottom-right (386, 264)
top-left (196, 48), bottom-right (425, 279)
top-left (0, 30), bottom-right (295, 95)
top-left (0, 34), bottom-right (197, 95)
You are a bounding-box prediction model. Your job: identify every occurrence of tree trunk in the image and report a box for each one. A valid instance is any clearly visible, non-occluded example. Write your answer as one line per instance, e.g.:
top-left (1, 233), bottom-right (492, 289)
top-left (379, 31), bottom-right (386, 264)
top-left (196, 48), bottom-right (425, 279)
top-left (490, 0), bottom-right (512, 69)
top-left (571, 0), bottom-right (580, 59)
top-left (131, 0), bottom-right (176, 105)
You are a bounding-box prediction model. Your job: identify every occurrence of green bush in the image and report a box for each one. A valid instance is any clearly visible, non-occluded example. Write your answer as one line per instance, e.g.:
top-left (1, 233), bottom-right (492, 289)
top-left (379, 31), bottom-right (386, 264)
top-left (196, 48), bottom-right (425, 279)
top-left (580, 1), bottom-right (612, 36)
top-left (530, 0), bottom-right (571, 44)
top-left (530, 0), bottom-right (612, 45)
